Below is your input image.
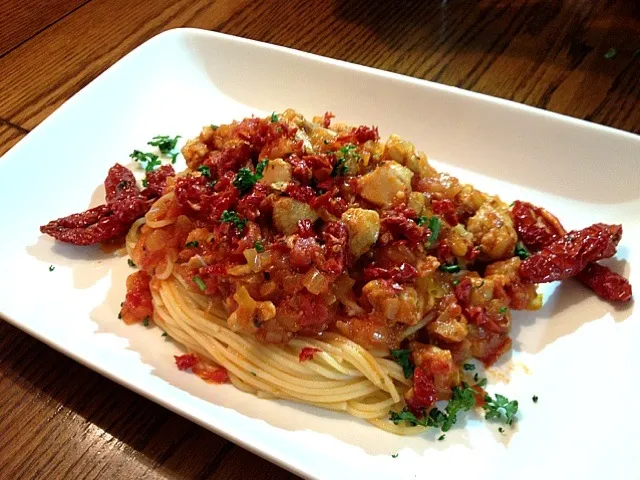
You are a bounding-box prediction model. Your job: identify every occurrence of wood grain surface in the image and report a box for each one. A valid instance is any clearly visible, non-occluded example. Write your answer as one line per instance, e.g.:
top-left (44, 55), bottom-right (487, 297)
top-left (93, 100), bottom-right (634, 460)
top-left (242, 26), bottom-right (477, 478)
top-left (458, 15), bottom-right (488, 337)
top-left (0, 1), bottom-right (638, 479)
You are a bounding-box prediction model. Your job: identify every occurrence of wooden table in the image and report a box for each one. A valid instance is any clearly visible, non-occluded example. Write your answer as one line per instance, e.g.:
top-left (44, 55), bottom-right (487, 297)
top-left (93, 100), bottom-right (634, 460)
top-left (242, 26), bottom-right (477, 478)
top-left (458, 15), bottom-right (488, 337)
top-left (1, 1), bottom-right (638, 478)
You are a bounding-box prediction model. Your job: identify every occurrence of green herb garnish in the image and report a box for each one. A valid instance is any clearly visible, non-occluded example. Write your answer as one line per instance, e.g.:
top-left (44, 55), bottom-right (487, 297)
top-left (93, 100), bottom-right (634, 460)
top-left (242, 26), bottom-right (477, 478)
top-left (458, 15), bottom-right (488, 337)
top-left (391, 453), bottom-right (398, 458)
top-left (220, 210), bottom-right (247, 231)
top-left (192, 276), bottom-right (207, 291)
top-left (483, 393), bottom-right (518, 425)
top-left (390, 349), bottom-right (414, 379)
top-left (452, 279), bottom-right (460, 286)
top-left (127, 259), bottom-right (136, 268)
top-left (463, 363), bottom-right (475, 371)
top-left (498, 427), bottom-right (505, 434)
top-left (270, 112), bottom-right (278, 122)
top-left (162, 332), bottom-right (168, 338)
top-left (438, 434), bottom-right (446, 441)
top-left (254, 241), bottom-right (265, 253)
top-left (210, 124), bottom-right (219, 130)
top-left (426, 217), bottom-right (441, 248)
top-left (117, 312), bottom-right (122, 319)
top-left (515, 242), bottom-right (530, 260)
top-left (142, 316), bottom-right (150, 327)
top-left (439, 264), bottom-right (461, 274)
top-left (142, 178), bottom-right (148, 187)
top-left (197, 165), bottom-right (211, 177)
top-left (233, 159), bottom-right (268, 193)
top-left (532, 395), bottom-right (539, 403)
top-left (498, 306), bottom-right (508, 314)
top-left (148, 135), bottom-right (180, 154)
top-left (604, 47), bottom-right (618, 59)
top-left (129, 150), bottom-right (161, 172)
top-left (170, 152), bottom-right (179, 164)
top-left (185, 241), bottom-right (199, 248)
top-left (48, 265), bottom-right (55, 272)
top-left (331, 158), bottom-right (348, 177)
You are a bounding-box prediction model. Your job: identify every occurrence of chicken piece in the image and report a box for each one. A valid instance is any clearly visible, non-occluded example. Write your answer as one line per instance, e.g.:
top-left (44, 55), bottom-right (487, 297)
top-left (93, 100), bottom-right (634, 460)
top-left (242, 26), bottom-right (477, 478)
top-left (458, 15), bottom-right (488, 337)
top-left (358, 161), bottom-right (413, 207)
top-left (227, 286), bottom-right (276, 334)
top-left (408, 192), bottom-right (425, 216)
top-left (485, 257), bottom-right (541, 310)
top-left (410, 343), bottom-right (460, 399)
top-left (341, 208), bottom-right (380, 258)
top-left (361, 280), bottom-right (420, 325)
top-left (427, 302), bottom-right (469, 343)
top-left (272, 198), bottom-right (319, 235)
top-left (466, 201), bottom-right (518, 261)
top-left (259, 158), bottom-right (292, 188)
top-left (181, 139), bottom-right (208, 170)
top-left (383, 134), bottom-right (437, 178)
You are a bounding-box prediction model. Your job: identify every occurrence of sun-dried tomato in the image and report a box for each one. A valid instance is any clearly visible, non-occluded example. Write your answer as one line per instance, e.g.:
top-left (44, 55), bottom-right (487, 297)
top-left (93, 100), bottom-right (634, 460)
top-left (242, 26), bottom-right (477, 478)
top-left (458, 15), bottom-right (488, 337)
top-left (520, 223), bottom-right (622, 283)
top-left (363, 262), bottom-right (418, 283)
top-left (285, 183), bottom-right (316, 203)
top-left (321, 221), bottom-right (349, 275)
top-left (297, 218), bottom-right (315, 238)
top-left (298, 347), bottom-right (322, 362)
top-left (406, 366), bottom-right (437, 412)
top-left (431, 199), bottom-right (459, 226)
top-left (381, 211), bottom-right (427, 246)
top-left (193, 363), bottom-right (229, 383)
top-left (576, 263), bottom-right (633, 302)
top-left (40, 207), bottom-right (128, 245)
top-left (143, 165), bottom-right (175, 198)
top-left (454, 277), bottom-right (473, 305)
top-left (322, 112), bottom-right (334, 128)
top-left (237, 183), bottom-right (268, 221)
top-left (105, 163), bottom-right (138, 203)
top-left (174, 353), bottom-right (199, 371)
top-left (120, 270), bottom-right (153, 325)
top-left (511, 200), bottom-right (564, 251)
top-left (513, 201), bottom-right (632, 302)
top-left (337, 125), bottom-right (379, 144)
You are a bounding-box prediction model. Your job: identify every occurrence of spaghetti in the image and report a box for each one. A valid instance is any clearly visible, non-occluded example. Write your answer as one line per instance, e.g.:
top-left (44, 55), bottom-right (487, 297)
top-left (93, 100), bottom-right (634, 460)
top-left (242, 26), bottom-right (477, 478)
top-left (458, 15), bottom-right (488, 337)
top-left (41, 109), bottom-right (632, 434)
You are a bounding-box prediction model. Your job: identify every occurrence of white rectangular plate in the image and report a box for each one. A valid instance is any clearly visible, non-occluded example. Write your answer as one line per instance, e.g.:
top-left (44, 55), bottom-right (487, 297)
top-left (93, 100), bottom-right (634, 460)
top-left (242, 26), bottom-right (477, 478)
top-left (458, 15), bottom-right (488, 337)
top-left (1, 29), bottom-right (638, 480)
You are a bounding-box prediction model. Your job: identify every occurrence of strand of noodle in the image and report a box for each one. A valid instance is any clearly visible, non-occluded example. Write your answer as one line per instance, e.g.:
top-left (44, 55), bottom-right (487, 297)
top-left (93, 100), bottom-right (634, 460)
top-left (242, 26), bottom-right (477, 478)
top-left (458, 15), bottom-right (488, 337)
top-left (154, 253), bottom-right (176, 280)
top-left (159, 281), bottom-right (382, 402)
top-left (377, 359), bottom-right (411, 385)
top-left (125, 217), bottom-right (146, 258)
top-left (163, 282), bottom-right (356, 389)
top-left (145, 193), bottom-right (177, 228)
top-left (367, 418), bottom-right (428, 436)
top-left (290, 336), bottom-right (400, 402)
top-left (402, 311), bottom-right (436, 339)
top-left (170, 279), bottom-right (363, 381)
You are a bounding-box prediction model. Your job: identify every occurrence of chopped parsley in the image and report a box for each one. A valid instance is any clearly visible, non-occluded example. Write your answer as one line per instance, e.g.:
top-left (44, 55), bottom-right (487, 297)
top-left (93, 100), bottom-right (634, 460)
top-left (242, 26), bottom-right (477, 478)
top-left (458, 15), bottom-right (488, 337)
top-left (391, 453), bottom-right (398, 458)
top-left (498, 306), bottom-right (508, 314)
top-left (483, 393), bottom-right (519, 425)
top-left (515, 242), bottom-right (530, 260)
top-left (142, 178), bottom-right (148, 187)
top-left (439, 263), bottom-right (461, 274)
top-left (192, 276), bottom-right (207, 291)
top-left (185, 241), bottom-right (199, 248)
top-left (532, 395), bottom-right (539, 403)
top-left (420, 217), bottom-right (442, 248)
top-left (473, 372), bottom-right (479, 382)
top-left (162, 332), bottom-right (169, 338)
top-left (452, 279), bottom-right (460, 286)
top-left (117, 312), bottom-right (122, 319)
top-left (48, 265), bottom-right (55, 272)
top-left (129, 150), bottom-right (161, 172)
top-left (498, 427), bottom-right (505, 434)
top-left (147, 135), bottom-right (181, 154)
top-left (142, 316), bottom-right (150, 327)
top-left (197, 165), bottom-right (211, 177)
top-left (220, 210), bottom-right (247, 231)
top-left (169, 151), bottom-right (179, 164)
top-left (210, 124), bottom-right (219, 130)
top-left (389, 383), bottom-right (477, 432)
top-left (604, 47), bottom-right (618, 59)
top-left (390, 349), bottom-right (414, 379)
top-left (438, 434), bottom-right (446, 441)
top-left (270, 112), bottom-right (278, 122)
top-left (233, 159), bottom-right (268, 193)
top-left (254, 241), bottom-right (265, 252)
top-left (463, 363), bottom-right (475, 371)
top-left (475, 377), bottom-right (487, 388)
top-left (331, 158), bottom-right (348, 177)
top-left (127, 259), bottom-right (136, 268)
